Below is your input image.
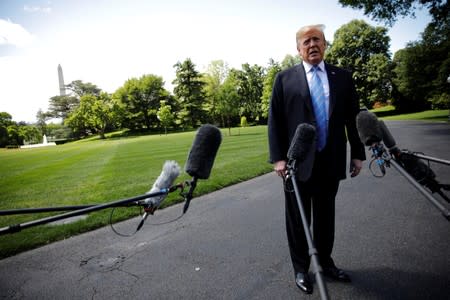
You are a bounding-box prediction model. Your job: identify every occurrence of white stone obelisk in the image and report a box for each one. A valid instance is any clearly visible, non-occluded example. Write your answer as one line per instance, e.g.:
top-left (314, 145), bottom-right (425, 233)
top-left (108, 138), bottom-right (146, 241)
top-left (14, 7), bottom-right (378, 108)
top-left (58, 64), bottom-right (66, 96)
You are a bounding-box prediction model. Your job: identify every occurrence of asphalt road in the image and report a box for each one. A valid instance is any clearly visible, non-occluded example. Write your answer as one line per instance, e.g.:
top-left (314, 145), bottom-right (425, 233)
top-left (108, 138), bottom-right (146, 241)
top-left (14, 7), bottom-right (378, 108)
top-left (1, 121), bottom-right (449, 300)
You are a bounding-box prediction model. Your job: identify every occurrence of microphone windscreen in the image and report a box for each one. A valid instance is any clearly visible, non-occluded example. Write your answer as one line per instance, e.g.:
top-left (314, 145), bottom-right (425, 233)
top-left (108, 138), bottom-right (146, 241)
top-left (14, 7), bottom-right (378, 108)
top-left (356, 110), bottom-right (383, 146)
top-left (185, 124), bottom-right (222, 179)
top-left (287, 123), bottom-right (316, 162)
top-left (378, 120), bottom-right (397, 149)
top-left (145, 160), bottom-right (181, 206)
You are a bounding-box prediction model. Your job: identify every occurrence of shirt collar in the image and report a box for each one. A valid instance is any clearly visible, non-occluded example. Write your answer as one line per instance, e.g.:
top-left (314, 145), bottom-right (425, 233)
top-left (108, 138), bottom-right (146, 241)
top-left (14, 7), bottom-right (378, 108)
top-left (302, 60), bottom-right (325, 73)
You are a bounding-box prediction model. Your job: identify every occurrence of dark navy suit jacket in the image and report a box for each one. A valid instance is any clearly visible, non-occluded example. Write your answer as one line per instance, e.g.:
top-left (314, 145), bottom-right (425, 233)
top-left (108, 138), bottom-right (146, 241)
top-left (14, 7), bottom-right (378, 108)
top-left (268, 63), bottom-right (365, 180)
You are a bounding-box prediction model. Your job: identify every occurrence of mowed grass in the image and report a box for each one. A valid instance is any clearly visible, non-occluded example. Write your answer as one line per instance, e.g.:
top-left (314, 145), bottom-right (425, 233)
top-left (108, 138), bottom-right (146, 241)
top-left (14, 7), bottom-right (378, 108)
top-left (0, 126), bottom-right (272, 258)
top-left (380, 109), bottom-right (449, 121)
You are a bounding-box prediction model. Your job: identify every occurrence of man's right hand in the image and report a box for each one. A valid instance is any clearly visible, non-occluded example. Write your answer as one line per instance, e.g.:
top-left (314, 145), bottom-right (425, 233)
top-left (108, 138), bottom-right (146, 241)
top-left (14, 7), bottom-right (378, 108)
top-left (273, 160), bottom-right (287, 178)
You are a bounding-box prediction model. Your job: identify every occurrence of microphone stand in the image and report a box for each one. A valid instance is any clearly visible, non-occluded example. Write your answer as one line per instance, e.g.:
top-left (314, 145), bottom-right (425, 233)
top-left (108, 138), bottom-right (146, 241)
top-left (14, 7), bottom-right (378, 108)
top-left (388, 159), bottom-right (450, 221)
top-left (286, 159), bottom-right (329, 300)
top-left (0, 189), bottom-right (174, 235)
top-left (370, 144), bottom-right (450, 221)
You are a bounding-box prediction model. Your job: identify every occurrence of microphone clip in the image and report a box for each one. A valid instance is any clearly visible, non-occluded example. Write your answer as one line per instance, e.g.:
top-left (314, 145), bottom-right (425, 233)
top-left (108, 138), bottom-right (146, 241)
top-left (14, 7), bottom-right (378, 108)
top-left (181, 177), bottom-right (198, 214)
top-left (368, 143), bottom-right (391, 177)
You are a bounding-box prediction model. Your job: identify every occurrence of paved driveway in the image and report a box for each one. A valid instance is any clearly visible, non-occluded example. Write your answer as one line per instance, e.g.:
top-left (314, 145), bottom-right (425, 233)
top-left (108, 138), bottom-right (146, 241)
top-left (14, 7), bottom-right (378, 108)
top-left (1, 121), bottom-right (449, 300)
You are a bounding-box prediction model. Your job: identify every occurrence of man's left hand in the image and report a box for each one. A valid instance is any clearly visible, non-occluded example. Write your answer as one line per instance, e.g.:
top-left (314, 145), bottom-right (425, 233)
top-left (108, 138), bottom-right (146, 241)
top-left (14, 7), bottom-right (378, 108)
top-left (350, 159), bottom-right (363, 177)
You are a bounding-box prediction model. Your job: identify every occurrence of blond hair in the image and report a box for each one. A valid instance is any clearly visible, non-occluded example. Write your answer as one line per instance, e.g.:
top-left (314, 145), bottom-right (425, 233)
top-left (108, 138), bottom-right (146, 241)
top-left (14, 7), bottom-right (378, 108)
top-left (296, 24), bottom-right (326, 46)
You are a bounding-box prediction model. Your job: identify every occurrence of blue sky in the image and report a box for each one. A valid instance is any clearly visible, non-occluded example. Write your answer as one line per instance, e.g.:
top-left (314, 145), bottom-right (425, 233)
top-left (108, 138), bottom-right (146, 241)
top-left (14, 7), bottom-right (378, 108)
top-left (0, 0), bottom-right (431, 122)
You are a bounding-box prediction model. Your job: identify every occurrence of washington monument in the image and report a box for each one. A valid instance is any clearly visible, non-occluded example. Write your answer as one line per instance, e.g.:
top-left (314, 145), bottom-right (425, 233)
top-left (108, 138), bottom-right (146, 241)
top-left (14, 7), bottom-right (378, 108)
top-left (57, 64), bottom-right (66, 96)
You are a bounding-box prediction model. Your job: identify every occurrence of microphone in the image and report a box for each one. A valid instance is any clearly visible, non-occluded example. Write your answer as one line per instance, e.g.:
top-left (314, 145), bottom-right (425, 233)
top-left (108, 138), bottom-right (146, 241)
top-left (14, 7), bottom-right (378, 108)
top-left (287, 123), bottom-right (316, 182)
top-left (143, 160), bottom-right (181, 211)
top-left (378, 120), bottom-right (399, 150)
top-left (287, 123), bottom-right (316, 162)
top-left (183, 124), bottom-right (222, 213)
top-left (356, 110), bottom-right (383, 146)
top-left (185, 124), bottom-right (222, 180)
top-left (136, 160), bottom-right (181, 231)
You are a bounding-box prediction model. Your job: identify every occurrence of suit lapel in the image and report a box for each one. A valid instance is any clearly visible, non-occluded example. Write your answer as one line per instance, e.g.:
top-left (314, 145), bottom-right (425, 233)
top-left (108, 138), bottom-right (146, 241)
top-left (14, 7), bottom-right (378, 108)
top-left (296, 64), bottom-right (314, 116)
top-left (325, 63), bottom-right (337, 118)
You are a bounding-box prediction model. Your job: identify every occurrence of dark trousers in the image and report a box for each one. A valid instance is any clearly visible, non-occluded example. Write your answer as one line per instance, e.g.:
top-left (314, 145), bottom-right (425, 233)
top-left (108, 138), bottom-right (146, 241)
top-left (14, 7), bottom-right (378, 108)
top-left (284, 149), bottom-right (340, 274)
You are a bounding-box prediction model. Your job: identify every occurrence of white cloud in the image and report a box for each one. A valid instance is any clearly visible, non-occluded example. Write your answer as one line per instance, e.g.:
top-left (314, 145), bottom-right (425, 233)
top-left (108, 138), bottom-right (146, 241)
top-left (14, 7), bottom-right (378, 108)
top-left (0, 19), bottom-right (36, 47)
top-left (23, 4), bottom-right (52, 14)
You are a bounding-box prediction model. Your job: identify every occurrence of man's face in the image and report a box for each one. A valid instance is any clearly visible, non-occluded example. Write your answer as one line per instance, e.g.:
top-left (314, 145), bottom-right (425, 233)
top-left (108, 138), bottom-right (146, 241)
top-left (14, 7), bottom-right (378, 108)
top-left (297, 28), bottom-right (326, 65)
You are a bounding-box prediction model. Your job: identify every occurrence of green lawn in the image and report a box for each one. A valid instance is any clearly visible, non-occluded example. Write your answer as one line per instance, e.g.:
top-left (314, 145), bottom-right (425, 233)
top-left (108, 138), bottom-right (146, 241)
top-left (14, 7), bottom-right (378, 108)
top-left (372, 106), bottom-right (449, 121)
top-left (0, 126), bottom-right (272, 258)
top-left (1, 110), bottom-right (448, 258)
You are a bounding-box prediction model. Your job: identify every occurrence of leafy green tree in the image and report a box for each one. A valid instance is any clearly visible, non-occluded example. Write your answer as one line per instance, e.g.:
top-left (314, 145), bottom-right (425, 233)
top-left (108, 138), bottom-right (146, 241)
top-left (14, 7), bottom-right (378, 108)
top-left (65, 92), bottom-right (115, 139)
top-left (281, 54), bottom-right (301, 69)
top-left (36, 109), bottom-right (51, 135)
top-left (203, 60), bottom-right (230, 124)
top-left (216, 70), bottom-right (240, 135)
top-left (234, 63), bottom-right (265, 123)
top-left (326, 19), bottom-right (391, 108)
top-left (392, 43), bottom-right (435, 112)
top-left (114, 74), bottom-right (169, 130)
top-left (172, 58), bottom-right (207, 128)
top-left (261, 59), bottom-right (282, 119)
top-left (339, 0), bottom-right (449, 112)
top-left (0, 112), bottom-right (14, 147)
top-left (19, 125), bottom-right (41, 144)
top-left (339, 0), bottom-right (448, 26)
top-left (364, 53), bottom-right (393, 106)
top-left (6, 124), bottom-right (21, 145)
top-left (46, 123), bottom-right (73, 140)
top-left (65, 80), bottom-right (101, 97)
top-left (157, 101), bottom-right (175, 135)
top-left (47, 95), bottom-right (79, 120)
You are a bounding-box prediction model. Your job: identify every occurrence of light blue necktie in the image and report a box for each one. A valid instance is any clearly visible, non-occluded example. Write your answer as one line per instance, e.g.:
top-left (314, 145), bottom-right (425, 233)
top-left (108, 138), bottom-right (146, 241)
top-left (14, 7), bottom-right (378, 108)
top-left (310, 66), bottom-right (327, 151)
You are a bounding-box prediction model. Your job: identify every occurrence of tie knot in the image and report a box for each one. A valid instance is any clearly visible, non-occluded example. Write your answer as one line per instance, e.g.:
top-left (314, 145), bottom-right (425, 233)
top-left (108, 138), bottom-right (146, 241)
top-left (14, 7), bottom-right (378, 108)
top-left (312, 65), bottom-right (320, 72)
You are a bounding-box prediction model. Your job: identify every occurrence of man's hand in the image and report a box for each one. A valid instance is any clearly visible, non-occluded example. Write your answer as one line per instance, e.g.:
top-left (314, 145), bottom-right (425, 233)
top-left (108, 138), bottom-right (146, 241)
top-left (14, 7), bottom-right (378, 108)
top-left (350, 159), bottom-right (363, 177)
top-left (273, 160), bottom-right (287, 178)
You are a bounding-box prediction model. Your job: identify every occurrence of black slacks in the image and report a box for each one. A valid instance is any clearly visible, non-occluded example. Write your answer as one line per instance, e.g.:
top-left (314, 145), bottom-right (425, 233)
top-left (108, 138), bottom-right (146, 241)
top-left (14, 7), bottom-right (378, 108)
top-left (284, 149), bottom-right (340, 273)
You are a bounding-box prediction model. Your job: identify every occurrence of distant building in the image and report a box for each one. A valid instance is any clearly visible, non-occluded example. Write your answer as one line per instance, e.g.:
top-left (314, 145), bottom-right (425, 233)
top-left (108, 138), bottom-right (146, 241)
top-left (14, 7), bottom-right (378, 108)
top-left (58, 64), bottom-right (66, 96)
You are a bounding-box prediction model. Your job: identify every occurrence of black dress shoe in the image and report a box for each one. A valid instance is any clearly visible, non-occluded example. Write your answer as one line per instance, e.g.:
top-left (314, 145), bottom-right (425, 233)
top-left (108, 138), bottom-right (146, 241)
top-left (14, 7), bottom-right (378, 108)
top-left (323, 266), bottom-right (351, 282)
top-left (295, 272), bottom-right (313, 294)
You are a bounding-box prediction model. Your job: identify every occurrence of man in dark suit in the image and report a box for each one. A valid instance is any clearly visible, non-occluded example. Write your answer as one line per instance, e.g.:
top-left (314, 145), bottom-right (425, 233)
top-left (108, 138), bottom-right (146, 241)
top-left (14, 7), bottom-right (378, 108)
top-left (268, 24), bottom-right (366, 294)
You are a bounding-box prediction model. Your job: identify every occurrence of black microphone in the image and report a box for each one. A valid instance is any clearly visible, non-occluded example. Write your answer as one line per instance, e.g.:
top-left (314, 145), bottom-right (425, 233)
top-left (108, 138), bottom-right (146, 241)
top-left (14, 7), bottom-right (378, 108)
top-left (378, 120), bottom-right (399, 151)
top-left (185, 124), bottom-right (222, 180)
top-left (356, 110), bottom-right (383, 146)
top-left (183, 124), bottom-right (222, 213)
top-left (287, 123), bottom-right (316, 182)
top-left (287, 123), bottom-right (316, 162)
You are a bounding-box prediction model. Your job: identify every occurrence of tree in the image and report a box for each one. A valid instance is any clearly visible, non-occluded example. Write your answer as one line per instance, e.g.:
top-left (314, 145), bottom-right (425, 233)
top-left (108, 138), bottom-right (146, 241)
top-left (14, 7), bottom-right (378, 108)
top-left (172, 58), bottom-right (207, 128)
top-left (65, 80), bottom-right (101, 97)
top-left (114, 74), bottom-right (169, 130)
top-left (0, 112), bottom-right (14, 147)
top-left (326, 19), bottom-right (391, 108)
top-left (47, 95), bottom-right (79, 120)
top-left (339, 0), bottom-right (449, 112)
top-left (261, 59), bottom-right (282, 119)
top-left (19, 125), bottom-right (41, 144)
top-left (47, 80), bottom-right (102, 122)
top-left (216, 69), bottom-right (240, 135)
top-left (203, 60), bottom-right (230, 124)
top-left (339, 0), bottom-right (448, 26)
top-left (392, 43), bottom-right (434, 112)
top-left (157, 101), bottom-right (175, 135)
top-left (36, 109), bottom-right (51, 135)
top-left (234, 63), bottom-right (265, 123)
top-left (65, 92), bottom-right (115, 139)
top-left (281, 54), bottom-right (301, 70)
